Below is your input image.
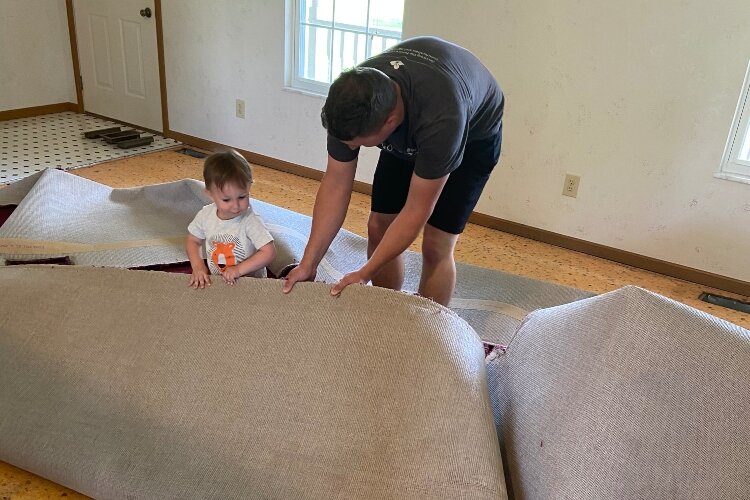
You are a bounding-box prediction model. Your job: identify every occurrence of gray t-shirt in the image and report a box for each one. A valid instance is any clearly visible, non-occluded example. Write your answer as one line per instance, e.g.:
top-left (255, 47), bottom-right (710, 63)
top-left (327, 36), bottom-right (504, 179)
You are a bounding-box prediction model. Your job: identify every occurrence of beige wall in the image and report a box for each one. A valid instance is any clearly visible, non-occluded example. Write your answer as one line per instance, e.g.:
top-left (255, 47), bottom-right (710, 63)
top-left (163, 0), bottom-right (750, 282)
top-left (0, 0), bottom-right (76, 110)
top-left (402, 0), bottom-right (750, 281)
top-left (161, 0), bottom-right (383, 183)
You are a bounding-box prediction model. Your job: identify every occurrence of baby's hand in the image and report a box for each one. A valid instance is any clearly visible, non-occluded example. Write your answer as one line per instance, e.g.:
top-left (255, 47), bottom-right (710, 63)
top-left (189, 270), bottom-right (212, 289)
top-left (221, 265), bottom-right (242, 285)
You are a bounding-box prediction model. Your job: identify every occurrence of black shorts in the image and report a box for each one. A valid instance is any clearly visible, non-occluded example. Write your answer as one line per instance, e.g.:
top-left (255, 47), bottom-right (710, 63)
top-left (371, 129), bottom-right (502, 235)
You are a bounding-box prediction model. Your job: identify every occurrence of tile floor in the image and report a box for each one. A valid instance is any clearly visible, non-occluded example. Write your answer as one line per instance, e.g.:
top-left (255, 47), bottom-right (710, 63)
top-left (0, 111), bottom-right (179, 184)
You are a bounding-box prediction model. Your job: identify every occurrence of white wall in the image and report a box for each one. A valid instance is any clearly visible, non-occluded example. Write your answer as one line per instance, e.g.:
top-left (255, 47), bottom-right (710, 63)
top-left (403, 0), bottom-right (750, 282)
top-left (162, 0), bottom-right (750, 282)
top-left (0, 0), bottom-right (76, 111)
top-left (161, 0), bottom-right (380, 182)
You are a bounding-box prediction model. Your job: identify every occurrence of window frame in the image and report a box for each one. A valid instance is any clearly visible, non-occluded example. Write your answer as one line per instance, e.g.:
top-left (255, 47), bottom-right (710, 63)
top-left (717, 59), bottom-right (750, 184)
top-left (286, 0), bottom-right (403, 96)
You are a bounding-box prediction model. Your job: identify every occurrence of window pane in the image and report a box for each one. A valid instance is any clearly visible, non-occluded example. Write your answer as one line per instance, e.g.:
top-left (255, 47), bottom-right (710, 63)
top-left (738, 121), bottom-right (750, 162)
top-left (331, 30), bottom-right (367, 77)
top-left (369, 0), bottom-right (404, 35)
top-left (334, 0), bottom-right (369, 29)
top-left (370, 35), bottom-right (399, 57)
top-left (290, 0), bottom-right (404, 90)
top-left (298, 24), bottom-right (332, 84)
top-left (300, 0), bottom-right (333, 26)
top-left (718, 60), bottom-right (750, 179)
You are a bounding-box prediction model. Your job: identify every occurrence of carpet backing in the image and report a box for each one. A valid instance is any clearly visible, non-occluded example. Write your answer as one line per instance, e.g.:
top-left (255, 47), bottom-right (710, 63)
top-left (487, 286), bottom-right (750, 499)
top-left (0, 265), bottom-right (506, 499)
top-left (0, 168), bottom-right (593, 344)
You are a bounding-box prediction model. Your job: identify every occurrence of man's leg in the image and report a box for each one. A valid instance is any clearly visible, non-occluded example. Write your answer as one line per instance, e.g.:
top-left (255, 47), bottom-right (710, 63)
top-left (367, 211), bottom-right (404, 290)
top-left (420, 131), bottom-right (502, 305)
top-left (419, 224), bottom-right (459, 306)
top-left (368, 150), bottom-right (413, 290)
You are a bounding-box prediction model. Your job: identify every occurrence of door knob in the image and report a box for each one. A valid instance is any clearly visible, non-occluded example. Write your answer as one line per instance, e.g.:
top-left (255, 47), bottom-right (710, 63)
top-left (140, 7), bottom-right (152, 18)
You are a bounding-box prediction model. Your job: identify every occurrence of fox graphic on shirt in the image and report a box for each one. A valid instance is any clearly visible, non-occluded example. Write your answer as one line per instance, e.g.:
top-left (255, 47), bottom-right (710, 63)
top-left (187, 203), bottom-right (274, 278)
top-left (210, 240), bottom-right (237, 270)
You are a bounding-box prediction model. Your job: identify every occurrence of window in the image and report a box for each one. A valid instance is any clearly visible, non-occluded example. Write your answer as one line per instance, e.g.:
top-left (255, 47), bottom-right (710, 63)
top-left (288, 0), bottom-right (404, 95)
top-left (718, 60), bottom-right (750, 183)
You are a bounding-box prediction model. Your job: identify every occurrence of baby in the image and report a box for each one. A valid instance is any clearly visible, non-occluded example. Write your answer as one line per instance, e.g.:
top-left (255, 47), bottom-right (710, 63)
top-left (186, 149), bottom-right (276, 288)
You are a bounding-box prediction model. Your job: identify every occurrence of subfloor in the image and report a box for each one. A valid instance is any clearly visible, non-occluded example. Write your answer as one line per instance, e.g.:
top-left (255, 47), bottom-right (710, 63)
top-left (1, 147), bottom-right (749, 498)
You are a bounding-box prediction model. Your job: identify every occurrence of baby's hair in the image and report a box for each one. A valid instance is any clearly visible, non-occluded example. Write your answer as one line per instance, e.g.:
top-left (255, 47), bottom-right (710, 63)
top-left (203, 149), bottom-right (253, 190)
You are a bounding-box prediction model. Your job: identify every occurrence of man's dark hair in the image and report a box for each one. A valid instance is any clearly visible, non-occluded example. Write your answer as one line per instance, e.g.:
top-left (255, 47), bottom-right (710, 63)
top-left (321, 67), bottom-right (397, 141)
top-left (203, 149), bottom-right (253, 190)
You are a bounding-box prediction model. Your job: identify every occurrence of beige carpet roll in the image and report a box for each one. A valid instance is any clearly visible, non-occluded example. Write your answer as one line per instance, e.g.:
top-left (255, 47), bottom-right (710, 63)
top-left (488, 286), bottom-right (750, 500)
top-left (0, 265), bottom-right (506, 499)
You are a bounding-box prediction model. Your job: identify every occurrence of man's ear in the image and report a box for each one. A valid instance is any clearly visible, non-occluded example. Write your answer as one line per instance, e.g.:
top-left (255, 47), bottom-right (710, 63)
top-left (384, 112), bottom-right (399, 128)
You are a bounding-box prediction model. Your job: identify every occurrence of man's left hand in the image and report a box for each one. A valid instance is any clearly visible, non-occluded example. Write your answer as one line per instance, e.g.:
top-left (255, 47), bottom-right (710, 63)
top-left (331, 270), bottom-right (369, 296)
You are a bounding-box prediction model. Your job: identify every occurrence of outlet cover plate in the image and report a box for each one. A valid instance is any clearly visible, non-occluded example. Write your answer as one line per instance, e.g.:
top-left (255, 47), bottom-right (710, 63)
top-left (563, 173), bottom-right (580, 198)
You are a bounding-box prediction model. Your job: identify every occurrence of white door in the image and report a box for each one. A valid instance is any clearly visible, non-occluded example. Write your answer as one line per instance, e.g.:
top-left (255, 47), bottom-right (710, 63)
top-left (74, 0), bottom-right (163, 132)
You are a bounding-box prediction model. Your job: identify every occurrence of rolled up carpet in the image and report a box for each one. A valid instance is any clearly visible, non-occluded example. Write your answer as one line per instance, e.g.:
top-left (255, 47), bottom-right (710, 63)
top-left (0, 265), bottom-right (506, 499)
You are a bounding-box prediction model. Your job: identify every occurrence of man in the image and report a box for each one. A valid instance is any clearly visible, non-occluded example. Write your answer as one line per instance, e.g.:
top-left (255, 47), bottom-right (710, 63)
top-left (282, 36), bottom-right (504, 306)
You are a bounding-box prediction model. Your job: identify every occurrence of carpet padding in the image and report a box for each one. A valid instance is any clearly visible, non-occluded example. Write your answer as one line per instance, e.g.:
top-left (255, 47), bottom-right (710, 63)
top-left (0, 265), bottom-right (506, 499)
top-left (0, 169), bottom-right (593, 344)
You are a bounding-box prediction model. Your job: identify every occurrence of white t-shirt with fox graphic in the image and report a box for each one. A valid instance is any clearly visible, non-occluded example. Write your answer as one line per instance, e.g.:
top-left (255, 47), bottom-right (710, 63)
top-left (187, 203), bottom-right (274, 278)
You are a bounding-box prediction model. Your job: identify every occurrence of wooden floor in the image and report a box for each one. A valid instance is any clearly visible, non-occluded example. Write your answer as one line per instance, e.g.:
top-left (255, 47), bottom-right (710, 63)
top-left (1, 147), bottom-right (748, 498)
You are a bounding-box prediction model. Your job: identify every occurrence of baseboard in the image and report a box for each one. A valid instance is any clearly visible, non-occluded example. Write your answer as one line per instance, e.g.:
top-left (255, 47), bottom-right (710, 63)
top-left (0, 103), bottom-right (79, 121)
top-left (166, 130), bottom-right (373, 195)
top-left (166, 129), bottom-right (749, 297)
top-left (468, 213), bottom-right (749, 297)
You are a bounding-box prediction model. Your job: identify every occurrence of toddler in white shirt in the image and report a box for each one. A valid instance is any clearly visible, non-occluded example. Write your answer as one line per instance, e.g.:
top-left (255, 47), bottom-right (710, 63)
top-left (186, 149), bottom-right (276, 289)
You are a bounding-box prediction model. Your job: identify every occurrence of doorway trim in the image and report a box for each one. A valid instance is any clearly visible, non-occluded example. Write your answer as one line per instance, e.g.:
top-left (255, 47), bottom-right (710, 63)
top-left (64, 0), bottom-right (83, 113)
top-left (154, 0), bottom-right (170, 134)
top-left (64, 0), bottom-right (170, 134)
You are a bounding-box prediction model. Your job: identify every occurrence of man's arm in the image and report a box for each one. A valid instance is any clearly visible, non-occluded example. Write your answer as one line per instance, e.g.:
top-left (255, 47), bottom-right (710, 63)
top-left (282, 154), bottom-right (357, 293)
top-left (331, 173), bottom-right (447, 295)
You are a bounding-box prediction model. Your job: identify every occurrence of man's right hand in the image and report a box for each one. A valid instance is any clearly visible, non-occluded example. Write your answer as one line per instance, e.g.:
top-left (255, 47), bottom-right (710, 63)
top-left (281, 264), bottom-right (317, 294)
top-left (281, 154), bottom-right (355, 295)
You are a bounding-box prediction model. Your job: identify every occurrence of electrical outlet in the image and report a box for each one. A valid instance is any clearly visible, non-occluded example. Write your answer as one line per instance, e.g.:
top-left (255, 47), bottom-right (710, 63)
top-left (562, 173), bottom-right (581, 198)
top-left (235, 99), bottom-right (245, 119)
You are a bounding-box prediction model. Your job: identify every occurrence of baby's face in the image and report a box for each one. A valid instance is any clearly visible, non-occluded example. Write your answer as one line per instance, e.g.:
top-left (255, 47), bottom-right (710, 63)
top-left (207, 182), bottom-right (250, 220)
